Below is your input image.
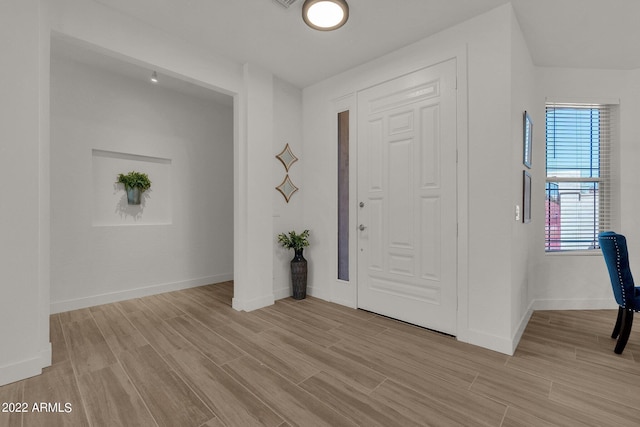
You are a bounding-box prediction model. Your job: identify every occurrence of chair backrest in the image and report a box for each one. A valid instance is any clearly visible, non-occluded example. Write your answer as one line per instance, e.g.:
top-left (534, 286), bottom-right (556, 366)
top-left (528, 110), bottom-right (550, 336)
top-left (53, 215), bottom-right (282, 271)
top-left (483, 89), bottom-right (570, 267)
top-left (598, 231), bottom-right (635, 308)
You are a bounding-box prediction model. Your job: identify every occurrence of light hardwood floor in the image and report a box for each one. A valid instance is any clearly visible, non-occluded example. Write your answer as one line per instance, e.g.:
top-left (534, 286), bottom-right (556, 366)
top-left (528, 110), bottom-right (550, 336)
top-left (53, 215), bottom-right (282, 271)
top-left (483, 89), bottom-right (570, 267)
top-left (1, 281), bottom-right (639, 426)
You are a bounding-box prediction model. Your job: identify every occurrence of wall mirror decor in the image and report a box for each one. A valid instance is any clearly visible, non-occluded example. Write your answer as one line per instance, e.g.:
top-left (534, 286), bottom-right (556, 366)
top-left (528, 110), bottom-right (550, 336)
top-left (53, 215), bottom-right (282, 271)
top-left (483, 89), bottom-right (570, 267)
top-left (276, 143), bottom-right (298, 172)
top-left (276, 174), bottom-right (298, 203)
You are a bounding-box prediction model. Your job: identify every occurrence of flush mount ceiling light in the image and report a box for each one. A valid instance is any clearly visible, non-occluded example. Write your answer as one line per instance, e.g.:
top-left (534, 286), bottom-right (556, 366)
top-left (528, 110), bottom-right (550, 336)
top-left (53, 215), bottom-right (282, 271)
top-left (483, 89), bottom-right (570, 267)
top-left (150, 71), bottom-right (159, 84)
top-left (302, 0), bottom-right (349, 31)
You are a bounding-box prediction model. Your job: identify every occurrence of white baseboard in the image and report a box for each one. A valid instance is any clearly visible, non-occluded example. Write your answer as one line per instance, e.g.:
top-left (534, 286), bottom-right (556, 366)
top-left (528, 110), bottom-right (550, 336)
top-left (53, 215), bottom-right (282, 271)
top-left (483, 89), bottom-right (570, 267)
top-left (329, 281), bottom-right (357, 308)
top-left (329, 296), bottom-right (358, 309)
top-left (273, 286), bottom-right (291, 301)
top-left (458, 306), bottom-right (537, 356)
top-left (232, 293), bottom-right (275, 312)
top-left (306, 284), bottom-right (330, 301)
top-left (532, 298), bottom-right (617, 311)
top-left (0, 344), bottom-right (51, 387)
top-left (511, 303), bottom-right (534, 353)
top-left (462, 329), bottom-right (516, 356)
top-left (273, 283), bottom-right (355, 308)
top-left (487, 299), bottom-right (615, 355)
top-left (50, 273), bottom-right (233, 314)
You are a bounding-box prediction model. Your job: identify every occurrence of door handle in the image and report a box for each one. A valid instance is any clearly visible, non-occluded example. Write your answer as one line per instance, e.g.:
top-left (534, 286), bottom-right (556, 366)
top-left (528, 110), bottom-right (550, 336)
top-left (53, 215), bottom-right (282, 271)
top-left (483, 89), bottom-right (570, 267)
top-left (359, 224), bottom-right (367, 231)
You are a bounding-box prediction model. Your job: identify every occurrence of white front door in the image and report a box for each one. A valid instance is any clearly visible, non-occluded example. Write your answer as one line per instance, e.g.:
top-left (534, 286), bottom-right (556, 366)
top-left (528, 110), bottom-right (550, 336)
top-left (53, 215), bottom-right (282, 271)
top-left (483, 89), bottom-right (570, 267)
top-left (357, 60), bottom-right (457, 335)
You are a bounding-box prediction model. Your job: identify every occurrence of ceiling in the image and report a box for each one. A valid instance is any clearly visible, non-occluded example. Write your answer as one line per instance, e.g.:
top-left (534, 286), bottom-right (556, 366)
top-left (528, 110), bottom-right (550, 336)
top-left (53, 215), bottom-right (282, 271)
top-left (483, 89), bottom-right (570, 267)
top-left (51, 36), bottom-right (235, 105)
top-left (79, 0), bottom-right (640, 89)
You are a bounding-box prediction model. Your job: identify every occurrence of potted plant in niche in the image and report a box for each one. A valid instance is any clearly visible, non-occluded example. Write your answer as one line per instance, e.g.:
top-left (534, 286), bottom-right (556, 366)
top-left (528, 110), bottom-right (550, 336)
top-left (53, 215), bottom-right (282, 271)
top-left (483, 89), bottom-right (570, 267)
top-left (117, 171), bottom-right (151, 205)
top-left (277, 229), bottom-right (310, 300)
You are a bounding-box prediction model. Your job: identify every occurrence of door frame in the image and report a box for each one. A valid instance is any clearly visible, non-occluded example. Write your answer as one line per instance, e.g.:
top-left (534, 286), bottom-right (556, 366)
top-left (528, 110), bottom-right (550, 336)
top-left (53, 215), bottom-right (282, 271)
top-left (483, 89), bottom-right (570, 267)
top-left (330, 50), bottom-right (470, 343)
top-left (355, 59), bottom-right (459, 335)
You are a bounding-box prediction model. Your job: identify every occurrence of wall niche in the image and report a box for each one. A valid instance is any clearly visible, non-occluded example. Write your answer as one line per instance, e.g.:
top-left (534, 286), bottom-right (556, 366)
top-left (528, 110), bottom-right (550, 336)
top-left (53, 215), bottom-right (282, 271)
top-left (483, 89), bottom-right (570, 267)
top-left (92, 149), bottom-right (172, 226)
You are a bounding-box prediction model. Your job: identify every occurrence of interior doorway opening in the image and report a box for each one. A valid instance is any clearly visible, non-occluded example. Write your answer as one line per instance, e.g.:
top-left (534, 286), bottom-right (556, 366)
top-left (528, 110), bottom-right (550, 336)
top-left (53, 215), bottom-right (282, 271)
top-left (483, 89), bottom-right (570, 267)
top-left (49, 35), bottom-right (235, 314)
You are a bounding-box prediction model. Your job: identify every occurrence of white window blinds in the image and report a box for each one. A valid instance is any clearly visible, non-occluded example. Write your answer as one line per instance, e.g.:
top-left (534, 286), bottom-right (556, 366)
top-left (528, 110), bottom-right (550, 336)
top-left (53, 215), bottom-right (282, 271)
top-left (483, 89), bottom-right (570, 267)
top-left (545, 103), bottom-right (612, 251)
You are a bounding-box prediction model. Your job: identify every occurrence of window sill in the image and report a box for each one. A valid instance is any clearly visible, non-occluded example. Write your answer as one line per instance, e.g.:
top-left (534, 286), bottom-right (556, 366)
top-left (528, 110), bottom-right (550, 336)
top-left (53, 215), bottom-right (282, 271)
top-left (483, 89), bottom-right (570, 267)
top-left (545, 249), bottom-right (602, 257)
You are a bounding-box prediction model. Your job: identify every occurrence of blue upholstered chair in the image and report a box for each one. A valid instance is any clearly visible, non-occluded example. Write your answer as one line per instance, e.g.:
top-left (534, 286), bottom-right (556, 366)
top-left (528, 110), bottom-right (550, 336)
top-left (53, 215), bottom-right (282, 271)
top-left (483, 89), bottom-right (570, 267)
top-left (598, 231), bottom-right (640, 354)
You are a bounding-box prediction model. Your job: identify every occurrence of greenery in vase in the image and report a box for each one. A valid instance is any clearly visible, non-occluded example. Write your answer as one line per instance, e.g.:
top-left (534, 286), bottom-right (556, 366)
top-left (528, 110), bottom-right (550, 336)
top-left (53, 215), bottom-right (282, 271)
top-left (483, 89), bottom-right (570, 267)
top-left (117, 171), bottom-right (152, 192)
top-left (277, 229), bottom-right (310, 251)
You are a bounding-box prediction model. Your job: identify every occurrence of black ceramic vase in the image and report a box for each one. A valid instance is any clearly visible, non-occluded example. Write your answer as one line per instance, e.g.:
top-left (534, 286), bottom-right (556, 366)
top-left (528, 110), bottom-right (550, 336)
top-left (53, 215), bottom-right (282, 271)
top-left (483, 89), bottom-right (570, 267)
top-left (290, 248), bottom-right (307, 300)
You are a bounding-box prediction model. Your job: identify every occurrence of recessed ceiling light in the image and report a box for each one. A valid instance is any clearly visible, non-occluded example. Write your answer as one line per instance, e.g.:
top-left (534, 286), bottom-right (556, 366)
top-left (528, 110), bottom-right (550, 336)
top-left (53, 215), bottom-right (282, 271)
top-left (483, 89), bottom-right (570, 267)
top-left (302, 0), bottom-right (349, 31)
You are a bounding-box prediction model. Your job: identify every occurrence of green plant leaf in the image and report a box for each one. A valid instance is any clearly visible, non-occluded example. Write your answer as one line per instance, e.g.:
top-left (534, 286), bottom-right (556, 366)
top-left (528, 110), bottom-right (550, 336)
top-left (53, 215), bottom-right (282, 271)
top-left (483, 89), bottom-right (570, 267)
top-left (277, 229), bottom-right (310, 250)
top-left (116, 171), bottom-right (152, 192)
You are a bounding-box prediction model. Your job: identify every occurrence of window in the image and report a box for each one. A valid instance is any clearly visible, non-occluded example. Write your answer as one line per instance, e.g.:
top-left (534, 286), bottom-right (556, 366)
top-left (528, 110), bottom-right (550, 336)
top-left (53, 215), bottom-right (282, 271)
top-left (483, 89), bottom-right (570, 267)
top-left (337, 111), bottom-right (349, 280)
top-left (545, 103), bottom-right (613, 252)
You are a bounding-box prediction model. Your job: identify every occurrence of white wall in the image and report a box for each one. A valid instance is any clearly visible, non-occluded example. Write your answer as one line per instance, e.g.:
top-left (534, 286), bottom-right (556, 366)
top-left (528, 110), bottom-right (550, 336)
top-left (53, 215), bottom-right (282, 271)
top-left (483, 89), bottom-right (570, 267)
top-left (509, 9), bottom-right (537, 344)
top-left (50, 54), bottom-right (234, 312)
top-left (232, 63), bottom-right (276, 311)
top-left (0, 0), bottom-right (51, 385)
top-left (273, 77), bottom-right (304, 299)
top-left (7, 0), bottom-right (631, 387)
top-left (2, 0), bottom-right (293, 385)
top-left (532, 67), bottom-right (635, 309)
top-left (50, 0), bottom-right (300, 314)
top-left (49, 0), bottom-right (280, 315)
top-left (303, 4), bottom-right (536, 354)
top-left (463, 7), bottom-right (513, 350)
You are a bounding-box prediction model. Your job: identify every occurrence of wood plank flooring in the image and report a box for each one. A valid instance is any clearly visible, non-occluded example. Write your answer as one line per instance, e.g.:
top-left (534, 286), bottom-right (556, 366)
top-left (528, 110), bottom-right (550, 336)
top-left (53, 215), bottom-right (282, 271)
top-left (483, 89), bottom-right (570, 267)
top-left (1, 281), bottom-right (639, 426)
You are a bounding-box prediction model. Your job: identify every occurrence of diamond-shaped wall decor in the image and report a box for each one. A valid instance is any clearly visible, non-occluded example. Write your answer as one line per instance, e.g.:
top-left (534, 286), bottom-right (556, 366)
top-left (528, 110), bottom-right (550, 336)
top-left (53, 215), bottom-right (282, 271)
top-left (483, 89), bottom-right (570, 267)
top-left (275, 175), bottom-right (298, 203)
top-left (276, 143), bottom-right (298, 172)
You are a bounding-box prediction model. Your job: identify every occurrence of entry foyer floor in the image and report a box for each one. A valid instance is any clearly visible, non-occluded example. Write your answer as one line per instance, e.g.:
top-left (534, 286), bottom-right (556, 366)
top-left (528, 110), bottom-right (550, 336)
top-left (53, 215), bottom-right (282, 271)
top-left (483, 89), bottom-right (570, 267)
top-left (0, 281), bottom-right (639, 426)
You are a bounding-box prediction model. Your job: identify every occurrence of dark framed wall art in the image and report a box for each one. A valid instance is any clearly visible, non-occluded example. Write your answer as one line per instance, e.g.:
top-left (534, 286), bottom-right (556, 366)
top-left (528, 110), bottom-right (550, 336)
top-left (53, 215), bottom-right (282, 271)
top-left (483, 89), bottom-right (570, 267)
top-left (523, 170), bottom-right (532, 224)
